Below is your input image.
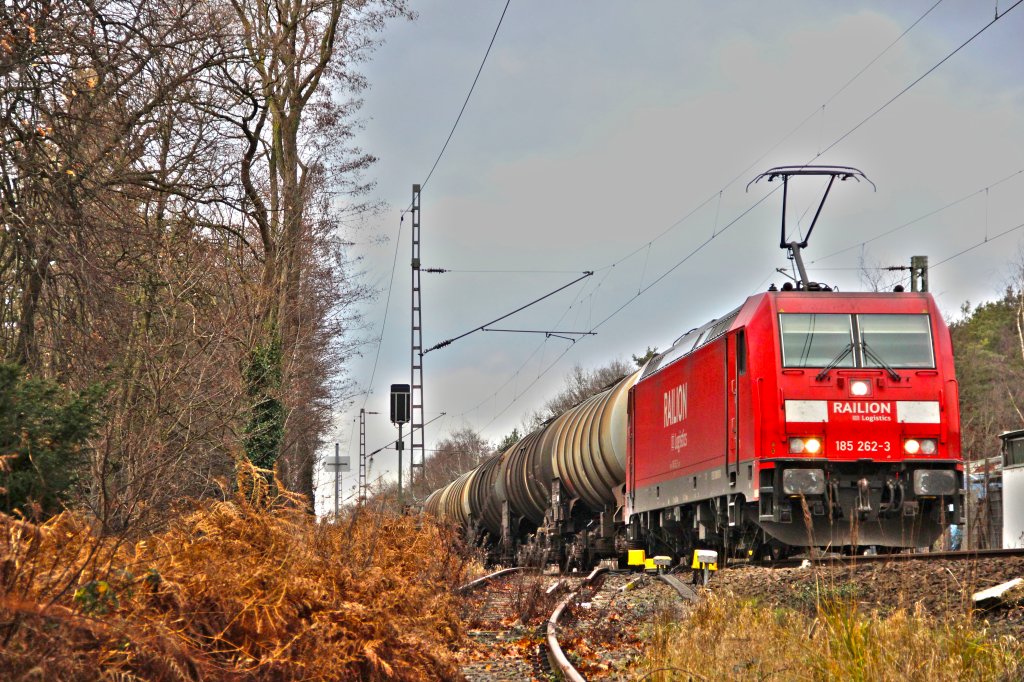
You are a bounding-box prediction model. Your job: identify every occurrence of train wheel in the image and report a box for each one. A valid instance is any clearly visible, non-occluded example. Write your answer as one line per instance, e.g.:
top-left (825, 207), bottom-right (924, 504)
top-left (753, 539), bottom-right (788, 562)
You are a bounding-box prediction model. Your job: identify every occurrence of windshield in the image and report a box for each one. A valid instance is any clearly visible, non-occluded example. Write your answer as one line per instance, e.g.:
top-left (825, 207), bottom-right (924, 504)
top-left (859, 314), bottom-right (934, 368)
top-left (779, 313), bottom-right (935, 369)
top-left (780, 314), bottom-right (854, 368)
top-left (1007, 438), bottom-right (1024, 468)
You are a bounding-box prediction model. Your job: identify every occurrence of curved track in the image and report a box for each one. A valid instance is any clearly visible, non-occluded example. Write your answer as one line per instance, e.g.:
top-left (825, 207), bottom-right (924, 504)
top-left (457, 567), bottom-right (696, 681)
top-left (546, 567), bottom-right (608, 682)
top-left (457, 568), bottom-right (576, 681)
top-left (547, 569), bottom-right (696, 681)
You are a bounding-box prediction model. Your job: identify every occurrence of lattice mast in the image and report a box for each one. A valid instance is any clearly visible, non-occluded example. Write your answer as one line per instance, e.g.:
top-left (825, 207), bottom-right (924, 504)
top-left (410, 185), bottom-right (425, 495)
top-left (358, 409), bottom-right (368, 503)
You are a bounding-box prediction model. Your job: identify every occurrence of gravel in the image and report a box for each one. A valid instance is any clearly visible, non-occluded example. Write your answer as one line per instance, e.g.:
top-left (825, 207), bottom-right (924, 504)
top-left (454, 557), bottom-right (1024, 680)
top-left (456, 572), bottom-right (580, 681)
top-left (708, 556), bottom-right (1024, 635)
top-left (557, 572), bottom-right (687, 680)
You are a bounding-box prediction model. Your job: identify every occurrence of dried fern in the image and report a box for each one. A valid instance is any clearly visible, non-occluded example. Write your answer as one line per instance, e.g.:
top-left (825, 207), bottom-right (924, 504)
top-left (0, 462), bottom-right (473, 680)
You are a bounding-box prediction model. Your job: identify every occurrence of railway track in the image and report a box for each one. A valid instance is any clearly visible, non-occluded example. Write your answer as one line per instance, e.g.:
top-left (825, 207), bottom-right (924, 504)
top-left (746, 546), bottom-right (1024, 569)
top-left (457, 568), bottom-right (579, 681)
top-left (457, 567), bottom-right (695, 681)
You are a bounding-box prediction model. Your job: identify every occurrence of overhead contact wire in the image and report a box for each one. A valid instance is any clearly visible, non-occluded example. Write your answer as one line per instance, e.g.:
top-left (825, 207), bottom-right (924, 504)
top-left (811, 168), bottom-right (1024, 264)
top-left (452, 1), bottom-right (1010, 438)
top-left (932, 220), bottom-right (1024, 269)
top-left (816, 0), bottom-right (1023, 161)
top-left (420, 0), bottom-right (512, 191)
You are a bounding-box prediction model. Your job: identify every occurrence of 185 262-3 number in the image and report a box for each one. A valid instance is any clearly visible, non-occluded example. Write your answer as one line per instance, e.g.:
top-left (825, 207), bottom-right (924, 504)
top-left (835, 440), bottom-right (891, 453)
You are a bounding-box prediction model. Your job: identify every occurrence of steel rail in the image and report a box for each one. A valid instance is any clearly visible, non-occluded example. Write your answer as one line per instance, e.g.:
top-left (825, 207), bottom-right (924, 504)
top-left (545, 568), bottom-right (699, 681)
top-left (546, 566), bottom-right (607, 682)
top-left (455, 566), bottom-right (528, 594)
top-left (747, 547), bottom-right (1024, 570)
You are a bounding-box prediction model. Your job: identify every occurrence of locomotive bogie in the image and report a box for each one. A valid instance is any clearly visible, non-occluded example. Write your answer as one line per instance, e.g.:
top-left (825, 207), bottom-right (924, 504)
top-left (755, 461), bottom-right (964, 547)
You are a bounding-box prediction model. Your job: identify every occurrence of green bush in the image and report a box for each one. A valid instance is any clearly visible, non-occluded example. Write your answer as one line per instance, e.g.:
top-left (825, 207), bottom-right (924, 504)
top-left (0, 363), bottom-right (103, 517)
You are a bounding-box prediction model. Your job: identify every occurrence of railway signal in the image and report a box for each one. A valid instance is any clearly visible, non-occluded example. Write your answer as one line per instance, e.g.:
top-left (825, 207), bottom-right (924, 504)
top-left (391, 383), bottom-right (411, 501)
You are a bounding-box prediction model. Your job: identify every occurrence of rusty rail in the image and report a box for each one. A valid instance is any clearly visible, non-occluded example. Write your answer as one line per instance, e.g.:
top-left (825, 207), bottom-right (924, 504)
top-left (546, 566), bottom-right (607, 682)
top-left (455, 566), bottom-right (528, 594)
top-left (748, 546), bottom-right (1024, 569)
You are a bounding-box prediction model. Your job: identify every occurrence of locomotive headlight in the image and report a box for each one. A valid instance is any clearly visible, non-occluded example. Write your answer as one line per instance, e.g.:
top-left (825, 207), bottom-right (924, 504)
top-left (788, 437), bottom-right (822, 455)
top-left (904, 439), bottom-right (921, 455)
top-left (920, 439), bottom-right (938, 455)
top-left (850, 379), bottom-right (871, 397)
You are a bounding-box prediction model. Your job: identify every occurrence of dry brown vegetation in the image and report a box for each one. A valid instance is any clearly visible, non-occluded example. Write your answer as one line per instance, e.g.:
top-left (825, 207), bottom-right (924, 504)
top-left (0, 466), bottom-right (474, 680)
top-left (643, 561), bottom-right (1024, 675)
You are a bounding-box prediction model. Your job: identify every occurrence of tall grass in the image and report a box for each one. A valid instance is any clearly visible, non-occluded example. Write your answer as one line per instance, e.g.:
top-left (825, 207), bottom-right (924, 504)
top-left (642, 589), bottom-right (1022, 681)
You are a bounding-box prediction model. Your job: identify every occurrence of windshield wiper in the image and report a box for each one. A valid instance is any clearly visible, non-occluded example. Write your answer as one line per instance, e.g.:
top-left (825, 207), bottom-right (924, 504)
top-left (860, 341), bottom-right (901, 382)
top-left (815, 343), bottom-right (853, 381)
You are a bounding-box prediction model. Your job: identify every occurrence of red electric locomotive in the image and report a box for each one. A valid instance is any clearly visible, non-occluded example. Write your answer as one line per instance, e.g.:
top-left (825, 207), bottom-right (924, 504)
top-left (424, 167), bottom-right (965, 567)
top-left (627, 289), bottom-right (963, 553)
top-left (626, 167), bottom-right (964, 557)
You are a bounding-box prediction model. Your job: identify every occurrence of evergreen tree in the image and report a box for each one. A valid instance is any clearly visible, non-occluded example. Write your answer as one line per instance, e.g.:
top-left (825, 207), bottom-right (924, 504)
top-left (0, 364), bottom-right (103, 517)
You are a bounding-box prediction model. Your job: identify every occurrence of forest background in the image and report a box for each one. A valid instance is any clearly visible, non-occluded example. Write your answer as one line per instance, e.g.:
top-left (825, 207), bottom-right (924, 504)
top-left (2, 0), bottom-right (1023, 530)
top-left (1, 0), bottom-right (409, 529)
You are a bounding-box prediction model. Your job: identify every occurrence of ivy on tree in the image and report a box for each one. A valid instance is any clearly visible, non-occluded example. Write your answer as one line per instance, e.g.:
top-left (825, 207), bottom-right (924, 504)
top-left (243, 330), bottom-right (285, 470)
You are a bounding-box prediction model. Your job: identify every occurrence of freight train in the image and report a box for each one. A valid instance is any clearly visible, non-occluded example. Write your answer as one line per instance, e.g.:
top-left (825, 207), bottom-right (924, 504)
top-left (423, 167), bottom-right (965, 567)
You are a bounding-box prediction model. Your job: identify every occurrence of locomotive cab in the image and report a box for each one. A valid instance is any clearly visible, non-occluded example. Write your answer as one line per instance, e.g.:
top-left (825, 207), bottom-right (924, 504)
top-left (756, 290), bottom-right (965, 548)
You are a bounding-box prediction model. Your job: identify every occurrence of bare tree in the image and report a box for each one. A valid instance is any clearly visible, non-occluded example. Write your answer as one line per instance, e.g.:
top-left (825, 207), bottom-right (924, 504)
top-left (411, 428), bottom-right (493, 500)
top-left (857, 250), bottom-right (905, 293)
top-left (218, 0), bottom-right (406, 497)
top-left (529, 360), bottom-right (633, 427)
top-left (0, 0), bottom-right (405, 527)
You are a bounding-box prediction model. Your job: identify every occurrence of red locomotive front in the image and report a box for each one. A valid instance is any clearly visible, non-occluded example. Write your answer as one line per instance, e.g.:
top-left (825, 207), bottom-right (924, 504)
top-left (627, 290), bottom-right (964, 552)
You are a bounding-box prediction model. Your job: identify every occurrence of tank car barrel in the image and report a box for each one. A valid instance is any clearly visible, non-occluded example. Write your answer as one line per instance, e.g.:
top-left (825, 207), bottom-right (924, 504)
top-left (549, 370), bottom-right (641, 511)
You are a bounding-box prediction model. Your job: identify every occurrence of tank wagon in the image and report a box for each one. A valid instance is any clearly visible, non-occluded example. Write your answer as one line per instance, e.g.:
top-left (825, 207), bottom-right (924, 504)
top-left (424, 167), bottom-right (965, 567)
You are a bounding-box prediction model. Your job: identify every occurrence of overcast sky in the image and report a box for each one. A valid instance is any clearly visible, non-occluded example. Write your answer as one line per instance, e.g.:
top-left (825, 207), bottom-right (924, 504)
top-left (315, 0), bottom-right (1024, 513)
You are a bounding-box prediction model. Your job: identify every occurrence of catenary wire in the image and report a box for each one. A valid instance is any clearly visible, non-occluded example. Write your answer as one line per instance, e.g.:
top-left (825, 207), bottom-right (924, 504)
top-left (814, 0), bottom-right (1023, 161)
top-left (410, 2), bottom-right (949, 431)
top-left (455, 2), bottom-right (1024, 437)
top-left (423, 271), bottom-right (593, 353)
top-left (932, 220), bottom-right (1024, 269)
top-left (811, 168), bottom-right (1024, 264)
top-left (420, 0), bottom-right (512, 192)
